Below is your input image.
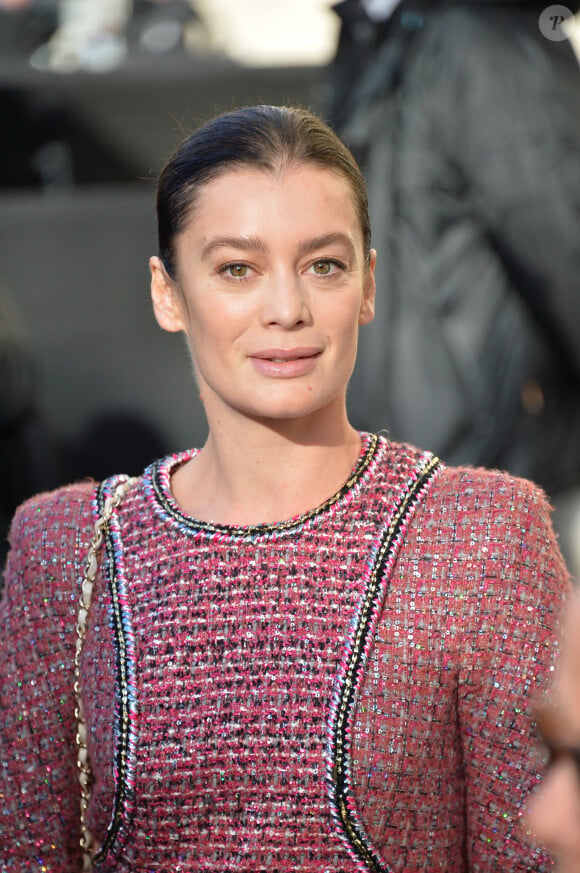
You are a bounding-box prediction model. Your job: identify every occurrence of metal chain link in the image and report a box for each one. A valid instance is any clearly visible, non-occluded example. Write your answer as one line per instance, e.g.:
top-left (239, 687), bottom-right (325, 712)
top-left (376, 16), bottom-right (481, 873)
top-left (74, 476), bottom-right (136, 871)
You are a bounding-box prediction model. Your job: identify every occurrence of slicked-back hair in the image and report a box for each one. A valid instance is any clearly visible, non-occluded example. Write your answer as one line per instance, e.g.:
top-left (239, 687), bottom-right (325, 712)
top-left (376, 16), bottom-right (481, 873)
top-left (156, 105), bottom-right (371, 280)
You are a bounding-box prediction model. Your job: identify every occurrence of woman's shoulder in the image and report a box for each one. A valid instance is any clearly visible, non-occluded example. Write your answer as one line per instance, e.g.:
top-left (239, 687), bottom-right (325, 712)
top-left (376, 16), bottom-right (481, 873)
top-left (382, 440), bottom-right (561, 564)
top-left (1, 482), bottom-right (101, 629)
top-left (421, 459), bottom-right (568, 588)
top-left (381, 437), bottom-right (547, 511)
top-left (384, 447), bottom-right (571, 620)
top-left (10, 480), bottom-right (98, 541)
top-left (433, 460), bottom-right (552, 521)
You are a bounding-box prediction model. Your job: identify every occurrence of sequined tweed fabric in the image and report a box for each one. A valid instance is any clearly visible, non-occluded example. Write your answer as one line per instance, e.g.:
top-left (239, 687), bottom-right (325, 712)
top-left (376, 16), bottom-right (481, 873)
top-left (0, 435), bottom-right (569, 872)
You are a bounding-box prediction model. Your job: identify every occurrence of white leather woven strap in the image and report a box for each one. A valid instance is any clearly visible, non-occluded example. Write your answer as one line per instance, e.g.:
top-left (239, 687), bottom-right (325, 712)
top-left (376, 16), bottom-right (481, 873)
top-left (74, 476), bottom-right (135, 871)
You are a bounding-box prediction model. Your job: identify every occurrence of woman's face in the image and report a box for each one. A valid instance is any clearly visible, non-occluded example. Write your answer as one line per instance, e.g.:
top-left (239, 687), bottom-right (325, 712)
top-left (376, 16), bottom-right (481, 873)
top-left (150, 162), bottom-right (375, 429)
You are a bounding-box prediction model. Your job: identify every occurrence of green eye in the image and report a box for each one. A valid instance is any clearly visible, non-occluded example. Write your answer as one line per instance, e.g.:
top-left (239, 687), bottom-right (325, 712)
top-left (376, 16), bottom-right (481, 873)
top-left (313, 260), bottom-right (332, 275)
top-left (228, 264), bottom-right (248, 278)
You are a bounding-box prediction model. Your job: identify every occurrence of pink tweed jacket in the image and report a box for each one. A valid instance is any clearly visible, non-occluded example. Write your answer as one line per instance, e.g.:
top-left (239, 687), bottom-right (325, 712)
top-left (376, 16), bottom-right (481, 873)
top-left (0, 435), bottom-right (569, 872)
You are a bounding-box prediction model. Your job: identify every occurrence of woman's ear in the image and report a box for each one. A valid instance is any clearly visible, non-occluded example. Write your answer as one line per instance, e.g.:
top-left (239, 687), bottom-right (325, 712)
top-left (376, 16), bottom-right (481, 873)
top-left (150, 256), bottom-right (186, 333)
top-left (359, 248), bottom-right (377, 326)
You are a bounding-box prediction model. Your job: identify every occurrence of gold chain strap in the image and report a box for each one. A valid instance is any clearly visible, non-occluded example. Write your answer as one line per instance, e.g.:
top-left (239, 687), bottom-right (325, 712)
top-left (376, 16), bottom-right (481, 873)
top-left (74, 476), bottom-right (136, 871)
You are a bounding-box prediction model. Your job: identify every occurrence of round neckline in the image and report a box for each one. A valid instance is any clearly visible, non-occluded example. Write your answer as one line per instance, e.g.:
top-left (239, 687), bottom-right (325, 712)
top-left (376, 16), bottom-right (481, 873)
top-left (145, 432), bottom-right (382, 539)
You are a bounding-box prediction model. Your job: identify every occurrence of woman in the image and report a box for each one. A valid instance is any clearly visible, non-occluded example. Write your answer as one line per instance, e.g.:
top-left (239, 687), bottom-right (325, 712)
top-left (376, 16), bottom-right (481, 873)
top-left (0, 105), bottom-right (570, 872)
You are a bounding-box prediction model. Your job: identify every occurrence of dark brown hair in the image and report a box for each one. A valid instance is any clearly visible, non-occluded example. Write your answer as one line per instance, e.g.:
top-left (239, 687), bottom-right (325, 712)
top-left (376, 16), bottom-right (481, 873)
top-left (156, 105), bottom-right (371, 279)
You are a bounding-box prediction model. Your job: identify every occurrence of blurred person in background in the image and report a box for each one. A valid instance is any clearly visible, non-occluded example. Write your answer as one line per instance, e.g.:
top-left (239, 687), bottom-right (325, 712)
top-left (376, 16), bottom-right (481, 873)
top-left (526, 592), bottom-right (580, 871)
top-left (29, 0), bottom-right (133, 70)
top-left (327, 0), bottom-right (580, 575)
top-left (25, 0), bottom-right (204, 72)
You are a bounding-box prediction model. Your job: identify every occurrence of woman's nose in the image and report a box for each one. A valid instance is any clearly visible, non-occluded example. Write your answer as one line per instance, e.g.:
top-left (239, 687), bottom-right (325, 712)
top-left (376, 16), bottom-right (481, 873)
top-left (260, 272), bottom-right (311, 328)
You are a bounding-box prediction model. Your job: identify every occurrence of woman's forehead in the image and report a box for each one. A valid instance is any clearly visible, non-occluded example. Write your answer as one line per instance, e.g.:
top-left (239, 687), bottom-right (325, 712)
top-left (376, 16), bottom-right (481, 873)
top-left (182, 163), bottom-right (361, 235)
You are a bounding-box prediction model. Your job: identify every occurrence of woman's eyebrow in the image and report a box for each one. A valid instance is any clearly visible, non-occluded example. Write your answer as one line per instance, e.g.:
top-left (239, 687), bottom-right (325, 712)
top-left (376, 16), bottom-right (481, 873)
top-left (201, 232), bottom-right (357, 261)
top-left (296, 233), bottom-right (356, 258)
top-left (202, 235), bottom-right (266, 258)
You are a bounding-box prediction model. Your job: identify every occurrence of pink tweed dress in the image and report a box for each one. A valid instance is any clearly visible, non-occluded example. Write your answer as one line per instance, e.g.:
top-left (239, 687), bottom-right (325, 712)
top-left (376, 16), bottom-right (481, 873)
top-left (0, 434), bottom-right (569, 871)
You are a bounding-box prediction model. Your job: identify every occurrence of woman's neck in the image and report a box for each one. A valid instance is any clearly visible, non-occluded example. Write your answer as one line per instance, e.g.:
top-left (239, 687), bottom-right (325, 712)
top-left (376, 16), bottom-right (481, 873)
top-left (171, 414), bottom-right (362, 526)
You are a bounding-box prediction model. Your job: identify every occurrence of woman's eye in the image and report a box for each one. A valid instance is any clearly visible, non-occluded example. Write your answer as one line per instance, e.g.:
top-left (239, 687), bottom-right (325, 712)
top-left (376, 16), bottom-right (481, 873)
top-left (225, 263), bottom-right (249, 279)
top-left (312, 259), bottom-right (338, 276)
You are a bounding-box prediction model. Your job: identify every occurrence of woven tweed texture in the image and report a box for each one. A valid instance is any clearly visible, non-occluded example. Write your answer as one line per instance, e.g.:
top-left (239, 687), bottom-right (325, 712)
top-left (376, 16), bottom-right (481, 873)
top-left (0, 435), bottom-right (569, 872)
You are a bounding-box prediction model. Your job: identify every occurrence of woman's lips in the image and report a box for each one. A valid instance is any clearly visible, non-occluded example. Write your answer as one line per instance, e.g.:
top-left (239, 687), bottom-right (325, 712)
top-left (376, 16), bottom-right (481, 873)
top-left (249, 348), bottom-right (322, 377)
